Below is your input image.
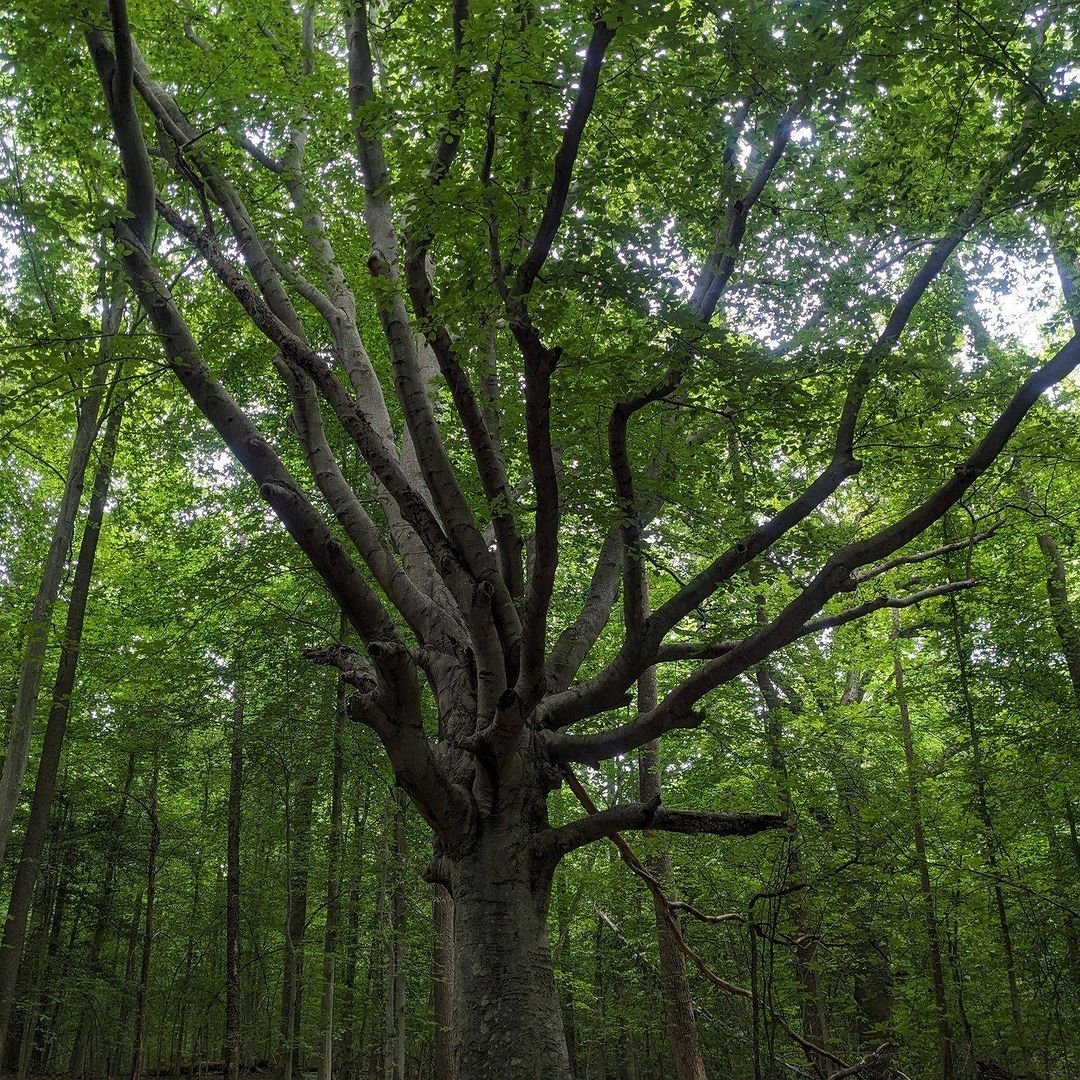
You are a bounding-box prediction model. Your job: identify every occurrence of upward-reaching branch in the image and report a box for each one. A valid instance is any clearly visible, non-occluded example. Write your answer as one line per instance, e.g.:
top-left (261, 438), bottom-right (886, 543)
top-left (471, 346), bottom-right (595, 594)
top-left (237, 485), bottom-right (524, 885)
top-left (547, 327), bottom-right (1080, 764)
top-left (538, 85), bottom-right (1050, 733)
top-left (346, 2), bottom-right (520, 673)
top-left (511, 18), bottom-right (616, 300)
top-left (505, 18), bottom-right (616, 702)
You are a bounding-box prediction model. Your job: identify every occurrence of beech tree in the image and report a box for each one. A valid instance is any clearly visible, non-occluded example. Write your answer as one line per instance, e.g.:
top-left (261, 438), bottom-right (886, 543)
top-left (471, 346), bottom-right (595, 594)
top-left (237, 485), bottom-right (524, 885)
top-left (3, 0), bottom-right (1080, 1077)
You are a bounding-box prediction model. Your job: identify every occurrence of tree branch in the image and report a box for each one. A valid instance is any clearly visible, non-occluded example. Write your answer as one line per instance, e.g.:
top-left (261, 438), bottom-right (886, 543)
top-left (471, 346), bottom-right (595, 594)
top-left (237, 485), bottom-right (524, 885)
top-left (542, 802), bottom-right (786, 857)
top-left (547, 327), bottom-right (1080, 764)
top-left (511, 17), bottom-right (616, 299)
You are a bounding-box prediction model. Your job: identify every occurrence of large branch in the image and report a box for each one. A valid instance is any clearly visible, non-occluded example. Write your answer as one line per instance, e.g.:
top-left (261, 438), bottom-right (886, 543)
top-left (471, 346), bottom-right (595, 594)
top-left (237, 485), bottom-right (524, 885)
top-left (89, 24), bottom-right (471, 841)
top-left (346, 2), bottom-right (519, 665)
top-left (404, 252), bottom-right (524, 600)
top-left (540, 800), bottom-right (784, 858)
top-left (156, 203), bottom-right (478, 604)
top-left (86, 10), bottom-right (154, 247)
top-left (133, 44), bottom-right (464, 644)
top-left (653, 579), bottom-right (978, 664)
top-left (690, 104), bottom-right (798, 321)
top-left (546, 328), bottom-right (1080, 763)
top-left (545, 525), bottom-right (624, 694)
top-left (118, 231), bottom-right (400, 648)
top-left (538, 92), bottom-right (1048, 734)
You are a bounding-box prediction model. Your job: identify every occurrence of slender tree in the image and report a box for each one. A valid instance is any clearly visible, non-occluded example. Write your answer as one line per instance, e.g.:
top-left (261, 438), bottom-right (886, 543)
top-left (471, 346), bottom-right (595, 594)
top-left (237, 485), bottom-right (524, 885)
top-left (891, 611), bottom-right (955, 1080)
top-left (225, 692), bottom-right (244, 1080)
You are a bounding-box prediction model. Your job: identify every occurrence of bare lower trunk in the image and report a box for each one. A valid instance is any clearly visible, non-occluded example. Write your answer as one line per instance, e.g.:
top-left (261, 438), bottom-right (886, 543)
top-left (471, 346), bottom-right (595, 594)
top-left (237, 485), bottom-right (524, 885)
top-left (383, 790), bottom-right (407, 1080)
top-left (0, 394), bottom-right (122, 1051)
top-left (449, 823), bottom-right (570, 1080)
top-left (317, 672), bottom-right (346, 1080)
top-left (432, 883), bottom-right (455, 1080)
top-left (892, 613), bottom-right (955, 1080)
top-left (225, 696), bottom-right (244, 1080)
top-left (130, 756), bottom-right (161, 1080)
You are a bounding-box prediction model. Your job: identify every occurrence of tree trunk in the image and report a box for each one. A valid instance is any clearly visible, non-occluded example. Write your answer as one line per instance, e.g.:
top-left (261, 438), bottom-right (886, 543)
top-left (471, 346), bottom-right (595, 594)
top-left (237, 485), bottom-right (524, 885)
top-left (71, 752), bottom-right (136, 1078)
top-left (225, 694), bottom-right (244, 1080)
top-left (113, 888), bottom-right (144, 1080)
top-left (892, 611), bottom-right (955, 1080)
top-left (755, 666), bottom-right (834, 1077)
top-left (638, 719), bottom-right (706, 1077)
top-left (317, 670), bottom-right (346, 1080)
top-left (432, 882), bottom-right (455, 1080)
top-left (449, 821), bottom-right (571, 1080)
top-left (280, 761), bottom-right (317, 1080)
top-left (383, 789), bottom-right (407, 1080)
top-left (130, 755), bottom-right (161, 1080)
top-left (0, 282), bottom-right (122, 871)
top-left (943, 583), bottom-right (1029, 1071)
top-left (337, 795), bottom-right (368, 1080)
top-left (0, 390), bottom-right (123, 1051)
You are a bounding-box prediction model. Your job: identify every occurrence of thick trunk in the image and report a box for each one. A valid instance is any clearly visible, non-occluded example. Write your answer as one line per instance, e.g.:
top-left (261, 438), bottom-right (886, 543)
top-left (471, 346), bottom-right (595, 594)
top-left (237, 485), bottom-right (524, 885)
top-left (449, 823), bottom-right (570, 1080)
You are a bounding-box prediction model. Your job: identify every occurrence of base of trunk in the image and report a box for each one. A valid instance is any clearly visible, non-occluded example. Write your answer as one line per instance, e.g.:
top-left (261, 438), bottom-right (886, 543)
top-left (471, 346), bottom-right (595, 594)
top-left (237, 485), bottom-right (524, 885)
top-left (451, 836), bottom-right (571, 1080)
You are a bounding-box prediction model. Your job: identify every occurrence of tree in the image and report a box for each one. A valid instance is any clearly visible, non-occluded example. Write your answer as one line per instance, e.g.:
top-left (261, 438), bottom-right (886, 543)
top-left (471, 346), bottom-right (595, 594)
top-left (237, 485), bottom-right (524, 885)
top-left (4, 0), bottom-right (1080, 1076)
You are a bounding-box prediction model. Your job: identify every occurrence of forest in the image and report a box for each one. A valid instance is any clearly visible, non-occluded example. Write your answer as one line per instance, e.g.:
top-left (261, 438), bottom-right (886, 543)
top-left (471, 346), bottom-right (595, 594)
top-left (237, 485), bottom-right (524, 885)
top-left (1, 0), bottom-right (1079, 1078)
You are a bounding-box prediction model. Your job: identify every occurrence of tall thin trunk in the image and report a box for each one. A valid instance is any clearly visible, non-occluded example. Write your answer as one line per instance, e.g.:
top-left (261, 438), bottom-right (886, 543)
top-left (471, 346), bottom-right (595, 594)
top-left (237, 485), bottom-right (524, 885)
top-left (0, 391), bottom-right (123, 1050)
top-left (225, 694), bottom-right (244, 1080)
top-left (755, 667), bottom-right (834, 1077)
top-left (338, 795), bottom-right (368, 1080)
top-left (944, 585), bottom-right (1029, 1069)
top-left (364, 854), bottom-right (387, 1080)
top-left (1033, 524), bottom-right (1080, 706)
top-left (318, 669), bottom-right (346, 1080)
top-left (638, 735), bottom-right (706, 1078)
top-left (112, 889), bottom-right (143, 1080)
top-left (130, 754), bottom-right (161, 1080)
top-left (71, 752), bottom-right (136, 1078)
top-left (945, 896), bottom-right (976, 1079)
top-left (0, 281), bottom-right (122, 869)
top-left (892, 611), bottom-right (955, 1080)
top-left (592, 912), bottom-right (607, 1080)
top-left (432, 881), bottom-right (455, 1080)
top-left (280, 760), bottom-right (317, 1080)
top-left (3, 801), bottom-right (66, 1072)
top-left (383, 789), bottom-right (407, 1080)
